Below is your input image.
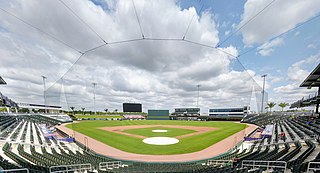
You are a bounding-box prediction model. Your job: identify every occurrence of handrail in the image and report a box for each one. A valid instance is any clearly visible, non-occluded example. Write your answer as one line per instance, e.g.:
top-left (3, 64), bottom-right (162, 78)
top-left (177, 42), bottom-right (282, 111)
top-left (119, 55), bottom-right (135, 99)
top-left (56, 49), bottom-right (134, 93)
top-left (99, 161), bottom-right (122, 170)
top-left (49, 163), bottom-right (92, 173)
top-left (307, 162), bottom-right (320, 173)
top-left (0, 168), bottom-right (29, 173)
top-left (242, 160), bottom-right (287, 171)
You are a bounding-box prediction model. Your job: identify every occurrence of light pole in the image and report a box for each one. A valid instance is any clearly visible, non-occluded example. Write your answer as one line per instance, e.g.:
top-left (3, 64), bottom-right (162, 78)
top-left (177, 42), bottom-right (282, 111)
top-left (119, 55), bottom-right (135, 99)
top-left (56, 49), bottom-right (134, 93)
top-left (41, 75), bottom-right (47, 113)
top-left (261, 74), bottom-right (267, 113)
top-left (196, 84), bottom-right (201, 108)
top-left (92, 82), bottom-right (97, 115)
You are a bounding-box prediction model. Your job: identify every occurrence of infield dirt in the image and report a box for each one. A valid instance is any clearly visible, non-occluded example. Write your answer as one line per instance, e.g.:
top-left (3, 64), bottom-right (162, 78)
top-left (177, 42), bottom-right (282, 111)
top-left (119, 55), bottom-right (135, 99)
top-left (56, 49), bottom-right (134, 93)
top-left (100, 125), bottom-right (217, 139)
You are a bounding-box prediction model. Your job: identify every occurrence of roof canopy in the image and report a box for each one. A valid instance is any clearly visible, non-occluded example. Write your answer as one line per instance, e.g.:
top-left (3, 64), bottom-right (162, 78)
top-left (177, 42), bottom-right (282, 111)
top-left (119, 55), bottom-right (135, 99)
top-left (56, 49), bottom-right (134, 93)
top-left (300, 63), bottom-right (320, 88)
top-left (0, 76), bottom-right (6, 85)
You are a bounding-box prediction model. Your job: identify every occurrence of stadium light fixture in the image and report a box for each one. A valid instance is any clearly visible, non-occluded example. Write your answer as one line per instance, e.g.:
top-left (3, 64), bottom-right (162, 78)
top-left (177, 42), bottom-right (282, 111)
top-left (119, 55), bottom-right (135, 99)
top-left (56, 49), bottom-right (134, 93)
top-left (92, 82), bottom-right (97, 114)
top-left (196, 84), bottom-right (201, 109)
top-left (261, 74), bottom-right (267, 113)
top-left (42, 75), bottom-right (47, 113)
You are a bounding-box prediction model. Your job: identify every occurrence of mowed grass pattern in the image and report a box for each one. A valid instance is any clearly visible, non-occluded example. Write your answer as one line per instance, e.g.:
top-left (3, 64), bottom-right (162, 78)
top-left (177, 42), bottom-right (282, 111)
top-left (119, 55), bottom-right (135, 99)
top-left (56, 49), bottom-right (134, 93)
top-left (123, 126), bottom-right (196, 137)
top-left (67, 120), bottom-right (247, 155)
top-left (75, 115), bottom-right (123, 119)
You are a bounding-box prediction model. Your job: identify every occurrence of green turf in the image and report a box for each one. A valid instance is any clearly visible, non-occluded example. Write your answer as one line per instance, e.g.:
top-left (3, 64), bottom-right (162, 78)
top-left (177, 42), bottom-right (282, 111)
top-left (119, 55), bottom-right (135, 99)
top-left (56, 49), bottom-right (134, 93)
top-left (75, 115), bottom-right (123, 119)
top-left (147, 116), bottom-right (169, 118)
top-left (67, 120), bottom-right (247, 155)
top-left (123, 126), bottom-right (196, 137)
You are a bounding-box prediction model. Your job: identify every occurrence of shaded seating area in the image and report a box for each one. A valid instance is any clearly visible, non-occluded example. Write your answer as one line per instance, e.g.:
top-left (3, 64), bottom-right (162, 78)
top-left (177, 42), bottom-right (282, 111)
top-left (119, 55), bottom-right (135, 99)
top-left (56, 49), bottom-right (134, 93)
top-left (290, 63), bottom-right (320, 117)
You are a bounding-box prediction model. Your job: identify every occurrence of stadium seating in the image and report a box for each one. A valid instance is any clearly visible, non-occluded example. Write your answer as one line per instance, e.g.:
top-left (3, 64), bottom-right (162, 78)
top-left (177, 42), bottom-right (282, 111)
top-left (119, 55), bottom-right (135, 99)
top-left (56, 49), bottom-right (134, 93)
top-left (0, 92), bottom-right (18, 108)
top-left (1, 113), bottom-right (320, 173)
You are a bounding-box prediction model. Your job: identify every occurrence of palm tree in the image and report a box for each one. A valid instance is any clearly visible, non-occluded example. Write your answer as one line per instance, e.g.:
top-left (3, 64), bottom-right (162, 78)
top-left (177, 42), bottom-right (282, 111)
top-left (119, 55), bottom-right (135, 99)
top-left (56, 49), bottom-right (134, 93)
top-left (278, 102), bottom-right (289, 112)
top-left (265, 106), bottom-right (269, 113)
top-left (267, 102), bottom-right (276, 113)
top-left (104, 108), bottom-right (108, 113)
top-left (70, 106), bottom-right (75, 115)
top-left (81, 107), bottom-right (85, 115)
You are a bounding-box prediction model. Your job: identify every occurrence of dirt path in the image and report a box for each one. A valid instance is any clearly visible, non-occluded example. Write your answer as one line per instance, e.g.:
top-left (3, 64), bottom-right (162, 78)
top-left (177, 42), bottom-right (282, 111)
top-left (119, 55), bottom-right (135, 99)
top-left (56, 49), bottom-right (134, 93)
top-left (100, 125), bottom-right (217, 139)
top-left (57, 123), bottom-right (257, 162)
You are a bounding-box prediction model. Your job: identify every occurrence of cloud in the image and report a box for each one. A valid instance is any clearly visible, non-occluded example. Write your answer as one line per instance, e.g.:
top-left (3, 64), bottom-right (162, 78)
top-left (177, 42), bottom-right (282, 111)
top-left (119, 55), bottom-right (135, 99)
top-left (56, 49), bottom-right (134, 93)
top-left (307, 44), bottom-right (316, 49)
top-left (257, 37), bottom-right (284, 56)
top-left (0, 0), bottom-right (264, 112)
top-left (273, 83), bottom-right (318, 103)
top-left (270, 77), bottom-right (282, 84)
top-left (287, 54), bottom-right (320, 82)
top-left (271, 54), bottom-right (320, 105)
top-left (239, 0), bottom-right (320, 45)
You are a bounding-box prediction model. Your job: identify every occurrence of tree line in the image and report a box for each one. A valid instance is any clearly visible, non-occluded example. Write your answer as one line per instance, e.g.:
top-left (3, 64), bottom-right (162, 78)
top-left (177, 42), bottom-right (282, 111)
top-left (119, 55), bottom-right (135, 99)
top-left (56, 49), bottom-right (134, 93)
top-left (265, 102), bottom-right (289, 112)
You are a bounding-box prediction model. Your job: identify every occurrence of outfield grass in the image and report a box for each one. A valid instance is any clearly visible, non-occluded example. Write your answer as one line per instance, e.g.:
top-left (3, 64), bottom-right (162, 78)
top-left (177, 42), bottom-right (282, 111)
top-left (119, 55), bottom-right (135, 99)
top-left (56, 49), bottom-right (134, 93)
top-left (75, 115), bottom-right (123, 119)
top-left (123, 126), bottom-right (196, 137)
top-left (67, 120), bottom-right (247, 155)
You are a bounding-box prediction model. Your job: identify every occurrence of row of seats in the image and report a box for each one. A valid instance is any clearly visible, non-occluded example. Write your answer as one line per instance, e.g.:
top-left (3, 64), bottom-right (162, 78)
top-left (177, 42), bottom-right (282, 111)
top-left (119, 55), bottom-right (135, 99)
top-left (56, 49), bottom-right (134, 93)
top-left (242, 114), bottom-right (320, 172)
top-left (242, 113), bottom-right (291, 126)
top-left (0, 117), bottom-right (20, 140)
top-left (1, 114), bottom-right (320, 173)
top-left (2, 143), bottom-right (48, 173)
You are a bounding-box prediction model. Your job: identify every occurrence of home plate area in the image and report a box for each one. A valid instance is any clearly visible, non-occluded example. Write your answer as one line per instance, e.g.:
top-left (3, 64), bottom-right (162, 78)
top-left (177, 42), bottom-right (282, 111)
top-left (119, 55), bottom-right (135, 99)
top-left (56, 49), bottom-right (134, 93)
top-left (143, 137), bottom-right (179, 145)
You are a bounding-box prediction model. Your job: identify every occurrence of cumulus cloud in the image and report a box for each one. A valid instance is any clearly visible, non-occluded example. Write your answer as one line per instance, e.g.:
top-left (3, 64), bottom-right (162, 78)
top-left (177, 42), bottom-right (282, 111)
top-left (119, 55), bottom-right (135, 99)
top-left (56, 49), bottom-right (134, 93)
top-left (273, 83), bottom-right (318, 104)
top-left (239, 0), bottom-right (320, 45)
top-left (0, 0), bottom-right (263, 112)
top-left (257, 38), bottom-right (284, 56)
top-left (272, 55), bottom-right (320, 104)
top-left (287, 55), bottom-right (320, 82)
top-left (307, 44), bottom-right (316, 49)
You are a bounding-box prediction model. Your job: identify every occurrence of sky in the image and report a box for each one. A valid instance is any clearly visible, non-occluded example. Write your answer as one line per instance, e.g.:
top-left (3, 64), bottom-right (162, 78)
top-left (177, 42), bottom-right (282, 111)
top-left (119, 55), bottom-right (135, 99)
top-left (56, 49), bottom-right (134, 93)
top-left (0, 0), bottom-right (319, 113)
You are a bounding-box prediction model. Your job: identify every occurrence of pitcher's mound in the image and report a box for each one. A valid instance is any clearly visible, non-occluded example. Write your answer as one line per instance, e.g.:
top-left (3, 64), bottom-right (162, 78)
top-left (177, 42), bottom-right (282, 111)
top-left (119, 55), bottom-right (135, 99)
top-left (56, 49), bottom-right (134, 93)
top-left (143, 137), bottom-right (179, 145)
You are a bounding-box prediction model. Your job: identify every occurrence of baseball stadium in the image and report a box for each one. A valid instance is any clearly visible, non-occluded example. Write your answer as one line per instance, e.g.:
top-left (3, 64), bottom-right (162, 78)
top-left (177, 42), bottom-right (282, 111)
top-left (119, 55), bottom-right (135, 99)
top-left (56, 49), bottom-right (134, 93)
top-left (1, 0), bottom-right (320, 173)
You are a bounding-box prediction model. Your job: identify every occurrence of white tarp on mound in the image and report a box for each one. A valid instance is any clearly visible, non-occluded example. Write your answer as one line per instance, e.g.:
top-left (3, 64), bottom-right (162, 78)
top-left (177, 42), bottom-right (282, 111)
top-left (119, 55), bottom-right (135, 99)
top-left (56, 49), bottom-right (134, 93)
top-left (143, 137), bottom-right (179, 145)
top-left (152, 129), bottom-right (168, 133)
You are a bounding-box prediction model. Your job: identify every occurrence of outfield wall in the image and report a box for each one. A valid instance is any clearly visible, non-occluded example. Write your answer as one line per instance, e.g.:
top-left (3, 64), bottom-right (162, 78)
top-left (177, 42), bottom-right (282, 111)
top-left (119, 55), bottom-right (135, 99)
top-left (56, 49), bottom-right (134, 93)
top-left (147, 110), bottom-right (169, 120)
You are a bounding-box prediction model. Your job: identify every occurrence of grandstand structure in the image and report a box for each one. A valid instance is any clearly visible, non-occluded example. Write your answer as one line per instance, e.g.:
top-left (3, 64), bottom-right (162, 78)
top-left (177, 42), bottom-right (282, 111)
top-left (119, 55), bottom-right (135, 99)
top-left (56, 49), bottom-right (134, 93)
top-left (0, 92), bottom-right (18, 111)
top-left (170, 108), bottom-right (200, 120)
top-left (1, 65), bottom-right (319, 173)
top-left (0, 76), bottom-right (6, 85)
top-left (208, 106), bottom-right (250, 120)
top-left (290, 63), bottom-right (320, 116)
top-left (0, 0), bottom-right (319, 172)
top-left (1, 111), bottom-right (320, 172)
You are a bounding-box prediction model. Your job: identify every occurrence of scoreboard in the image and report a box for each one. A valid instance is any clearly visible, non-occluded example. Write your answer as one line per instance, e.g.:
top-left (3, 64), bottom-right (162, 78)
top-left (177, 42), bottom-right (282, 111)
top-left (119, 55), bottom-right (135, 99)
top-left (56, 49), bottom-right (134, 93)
top-left (123, 103), bottom-right (142, 112)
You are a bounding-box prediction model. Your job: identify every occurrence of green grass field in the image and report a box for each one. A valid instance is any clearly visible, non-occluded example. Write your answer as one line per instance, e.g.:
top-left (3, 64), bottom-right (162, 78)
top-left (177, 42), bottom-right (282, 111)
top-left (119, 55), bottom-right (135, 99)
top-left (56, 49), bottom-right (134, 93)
top-left (75, 115), bottom-right (123, 119)
top-left (123, 126), bottom-right (196, 137)
top-left (67, 120), bottom-right (246, 155)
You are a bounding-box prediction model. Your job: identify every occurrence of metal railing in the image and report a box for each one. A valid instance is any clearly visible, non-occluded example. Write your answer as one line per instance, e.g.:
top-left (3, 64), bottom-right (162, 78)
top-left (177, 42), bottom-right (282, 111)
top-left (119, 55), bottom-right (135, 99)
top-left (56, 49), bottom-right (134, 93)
top-left (206, 160), bottom-right (232, 166)
top-left (49, 163), bottom-right (92, 173)
top-left (99, 161), bottom-right (122, 170)
top-left (0, 168), bottom-right (29, 173)
top-left (307, 162), bottom-right (320, 173)
top-left (241, 160), bottom-right (287, 171)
